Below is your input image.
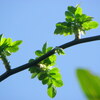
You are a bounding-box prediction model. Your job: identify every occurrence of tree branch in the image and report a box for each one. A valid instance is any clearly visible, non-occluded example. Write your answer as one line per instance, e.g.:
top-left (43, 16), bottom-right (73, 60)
top-left (0, 35), bottom-right (100, 82)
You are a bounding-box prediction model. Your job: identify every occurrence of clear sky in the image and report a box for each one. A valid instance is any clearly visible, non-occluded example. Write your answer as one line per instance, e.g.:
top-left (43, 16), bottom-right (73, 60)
top-left (0, 0), bottom-right (100, 100)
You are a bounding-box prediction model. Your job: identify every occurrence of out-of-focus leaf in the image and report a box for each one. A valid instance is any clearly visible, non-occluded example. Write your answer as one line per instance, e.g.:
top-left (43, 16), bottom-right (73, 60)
top-left (76, 68), bottom-right (100, 100)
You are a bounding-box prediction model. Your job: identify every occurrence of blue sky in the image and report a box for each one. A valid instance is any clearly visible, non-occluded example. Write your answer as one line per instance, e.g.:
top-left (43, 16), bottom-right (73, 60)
top-left (0, 0), bottom-right (100, 100)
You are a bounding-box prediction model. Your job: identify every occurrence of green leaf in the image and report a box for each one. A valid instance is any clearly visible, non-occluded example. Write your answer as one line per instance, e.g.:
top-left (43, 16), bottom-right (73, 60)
top-left (42, 42), bottom-right (47, 54)
top-left (38, 72), bottom-right (48, 80)
top-left (65, 11), bottom-right (75, 22)
top-left (3, 50), bottom-right (11, 56)
top-left (75, 6), bottom-right (82, 15)
top-left (54, 22), bottom-right (73, 36)
top-left (76, 69), bottom-right (100, 99)
top-left (82, 21), bottom-right (99, 30)
top-left (50, 73), bottom-right (62, 80)
top-left (55, 47), bottom-right (65, 55)
top-left (12, 40), bottom-right (22, 46)
top-left (42, 77), bottom-right (49, 85)
top-left (49, 67), bottom-right (60, 73)
top-left (47, 84), bottom-right (57, 98)
top-left (52, 79), bottom-right (63, 87)
top-left (29, 59), bottom-right (34, 63)
top-left (68, 6), bottom-right (76, 14)
top-left (35, 50), bottom-right (43, 56)
top-left (6, 38), bottom-right (12, 45)
top-left (6, 46), bottom-right (19, 52)
top-left (29, 65), bottom-right (40, 73)
top-left (0, 38), bottom-right (7, 46)
top-left (41, 54), bottom-right (56, 67)
top-left (0, 34), bottom-right (3, 41)
top-left (31, 72), bottom-right (38, 79)
top-left (46, 47), bottom-right (53, 52)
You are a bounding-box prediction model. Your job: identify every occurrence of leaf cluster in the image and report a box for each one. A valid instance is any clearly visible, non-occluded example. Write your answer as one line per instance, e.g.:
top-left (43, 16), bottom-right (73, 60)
top-left (0, 34), bottom-right (22, 56)
top-left (29, 43), bottom-right (63, 98)
top-left (54, 5), bottom-right (99, 36)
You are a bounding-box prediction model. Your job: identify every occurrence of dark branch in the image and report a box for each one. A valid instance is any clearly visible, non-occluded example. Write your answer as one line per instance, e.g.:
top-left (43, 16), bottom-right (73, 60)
top-left (0, 35), bottom-right (100, 82)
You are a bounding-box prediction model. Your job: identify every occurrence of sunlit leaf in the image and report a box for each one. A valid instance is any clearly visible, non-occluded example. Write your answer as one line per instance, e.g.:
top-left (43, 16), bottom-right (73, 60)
top-left (52, 79), bottom-right (63, 87)
top-left (82, 21), bottom-right (99, 30)
top-left (75, 6), bottom-right (82, 15)
top-left (49, 67), bottom-right (60, 73)
top-left (0, 34), bottom-right (3, 41)
top-left (6, 46), bottom-right (19, 52)
top-left (12, 40), bottom-right (22, 46)
top-left (47, 84), bottom-right (57, 98)
top-left (50, 73), bottom-right (62, 80)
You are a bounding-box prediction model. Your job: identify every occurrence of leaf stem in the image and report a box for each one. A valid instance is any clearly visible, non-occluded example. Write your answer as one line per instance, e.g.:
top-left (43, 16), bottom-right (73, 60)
top-left (0, 53), bottom-right (11, 71)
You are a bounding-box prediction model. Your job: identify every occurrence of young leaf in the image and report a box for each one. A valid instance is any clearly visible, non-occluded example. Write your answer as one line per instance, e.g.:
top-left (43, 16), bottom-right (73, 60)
top-left (54, 22), bottom-right (73, 36)
top-left (6, 46), bottom-right (19, 53)
top-left (52, 79), bottom-right (63, 87)
top-left (47, 84), bottom-right (57, 98)
top-left (42, 42), bottom-right (47, 54)
top-left (29, 59), bottom-right (34, 63)
top-left (35, 50), bottom-right (43, 56)
top-left (12, 40), bottom-right (22, 46)
top-left (82, 21), bottom-right (99, 30)
top-left (55, 47), bottom-right (65, 55)
top-left (68, 6), bottom-right (76, 14)
top-left (42, 77), bottom-right (49, 85)
top-left (50, 73), bottom-right (62, 80)
top-left (29, 65), bottom-right (40, 73)
top-left (0, 34), bottom-right (3, 41)
top-left (49, 67), bottom-right (60, 73)
top-left (41, 54), bottom-right (56, 67)
top-left (31, 72), bottom-right (38, 79)
top-left (46, 47), bottom-right (53, 52)
top-left (75, 6), bottom-right (82, 15)
top-left (38, 72), bottom-right (48, 80)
